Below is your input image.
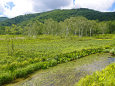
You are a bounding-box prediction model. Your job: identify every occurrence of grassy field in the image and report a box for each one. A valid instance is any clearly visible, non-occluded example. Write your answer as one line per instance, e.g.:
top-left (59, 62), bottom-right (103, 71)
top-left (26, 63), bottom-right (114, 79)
top-left (0, 35), bottom-right (115, 85)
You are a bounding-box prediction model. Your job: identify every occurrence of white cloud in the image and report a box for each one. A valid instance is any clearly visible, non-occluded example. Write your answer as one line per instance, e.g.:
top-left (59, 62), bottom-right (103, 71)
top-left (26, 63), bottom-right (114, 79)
top-left (75, 0), bottom-right (115, 11)
top-left (0, 0), bottom-right (34, 18)
top-left (0, 15), bottom-right (4, 17)
top-left (32, 0), bottom-right (72, 12)
top-left (0, 0), bottom-right (115, 18)
top-left (0, 0), bottom-right (72, 18)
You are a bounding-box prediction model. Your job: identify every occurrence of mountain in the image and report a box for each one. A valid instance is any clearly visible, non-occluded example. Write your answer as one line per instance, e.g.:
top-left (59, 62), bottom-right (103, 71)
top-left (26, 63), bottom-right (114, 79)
top-left (0, 17), bottom-right (8, 22)
top-left (0, 8), bottom-right (115, 26)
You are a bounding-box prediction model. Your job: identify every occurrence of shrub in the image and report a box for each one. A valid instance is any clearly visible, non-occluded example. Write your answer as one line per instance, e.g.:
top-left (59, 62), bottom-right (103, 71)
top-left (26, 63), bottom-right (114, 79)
top-left (14, 49), bottom-right (25, 58)
top-left (103, 49), bottom-right (110, 53)
top-left (110, 49), bottom-right (115, 56)
top-left (0, 72), bottom-right (13, 85)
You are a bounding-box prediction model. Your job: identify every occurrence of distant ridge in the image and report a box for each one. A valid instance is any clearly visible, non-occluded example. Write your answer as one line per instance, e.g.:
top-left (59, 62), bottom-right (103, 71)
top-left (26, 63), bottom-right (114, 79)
top-left (0, 8), bottom-right (115, 26)
top-left (0, 17), bottom-right (8, 22)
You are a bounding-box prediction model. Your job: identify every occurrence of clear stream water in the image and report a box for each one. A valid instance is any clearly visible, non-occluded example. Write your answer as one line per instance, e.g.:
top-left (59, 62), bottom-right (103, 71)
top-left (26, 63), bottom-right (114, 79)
top-left (7, 53), bottom-right (115, 86)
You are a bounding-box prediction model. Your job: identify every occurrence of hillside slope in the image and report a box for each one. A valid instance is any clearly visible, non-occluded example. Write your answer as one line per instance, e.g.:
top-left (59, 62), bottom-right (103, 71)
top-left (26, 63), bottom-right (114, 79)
top-left (0, 8), bottom-right (115, 26)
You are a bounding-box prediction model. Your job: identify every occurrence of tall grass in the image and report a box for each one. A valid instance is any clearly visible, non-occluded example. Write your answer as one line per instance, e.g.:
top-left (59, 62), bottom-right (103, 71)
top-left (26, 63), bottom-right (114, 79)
top-left (0, 35), bottom-right (115, 85)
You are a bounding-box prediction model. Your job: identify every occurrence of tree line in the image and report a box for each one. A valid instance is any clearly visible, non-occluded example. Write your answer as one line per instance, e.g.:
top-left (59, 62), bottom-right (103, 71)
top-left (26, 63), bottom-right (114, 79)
top-left (0, 16), bottom-right (115, 37)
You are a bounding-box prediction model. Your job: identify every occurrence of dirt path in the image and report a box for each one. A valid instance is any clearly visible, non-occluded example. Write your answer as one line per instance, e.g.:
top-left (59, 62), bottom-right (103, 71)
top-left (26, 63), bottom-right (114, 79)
top-left (7, 53), bottom-right (115, 86)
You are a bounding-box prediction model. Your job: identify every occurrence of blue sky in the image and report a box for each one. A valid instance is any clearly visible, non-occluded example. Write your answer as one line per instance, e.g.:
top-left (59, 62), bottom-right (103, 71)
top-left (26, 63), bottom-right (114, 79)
top-left (5, 2), bottom-right (15, 10)
top-left (0, 0), bottom-right (115, 18)
top-left (73, 0), bottom-right (76, 5)
top-left (109, 2), bottom-right (115, 11)
top-left (0, 12), bottom-right (3, 15)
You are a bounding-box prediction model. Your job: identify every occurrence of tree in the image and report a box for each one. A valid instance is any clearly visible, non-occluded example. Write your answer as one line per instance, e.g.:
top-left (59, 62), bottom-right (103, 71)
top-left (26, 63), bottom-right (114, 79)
top-left (98, 22), bottom-right (108, 34)
top-left (43, 19), bottom-right (59, 35)
top-left (24, 20), bottom-right (43, 37)
top-left (16, 26), bottom-right (23, 34)
top-left (10, 24), bottom-right (17, 35)
top-left (87, 20), bottom-right (98, 37)
top-left (108, 21), bottom-right (115, 34)
top-left (5, 26), bottom-right (10, 35)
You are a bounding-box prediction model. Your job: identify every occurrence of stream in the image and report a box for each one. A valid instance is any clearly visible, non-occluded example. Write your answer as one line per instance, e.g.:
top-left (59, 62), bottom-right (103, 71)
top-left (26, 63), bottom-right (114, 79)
top-left (7, 53), bottom-right (115, 86)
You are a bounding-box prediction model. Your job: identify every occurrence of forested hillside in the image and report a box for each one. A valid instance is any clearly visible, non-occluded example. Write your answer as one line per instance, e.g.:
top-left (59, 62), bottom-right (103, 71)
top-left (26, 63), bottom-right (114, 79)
top-left (0, 8), bottom-right (115, 35)
top-left (0, 8), bottom-right (115, 26)
top-left (0, 17), bottom-right (8, 22)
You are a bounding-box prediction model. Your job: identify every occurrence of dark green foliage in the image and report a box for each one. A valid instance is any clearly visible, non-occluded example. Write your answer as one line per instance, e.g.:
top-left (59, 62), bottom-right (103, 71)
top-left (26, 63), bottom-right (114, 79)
top-left (108, 21), bottom-right (115, 34)
top-left (0, 72), bottom-right (13, 85)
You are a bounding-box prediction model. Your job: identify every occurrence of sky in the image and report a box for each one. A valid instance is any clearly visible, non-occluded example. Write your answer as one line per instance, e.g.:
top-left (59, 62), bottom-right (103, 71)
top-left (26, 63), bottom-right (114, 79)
top-left (0, 0), bottom-right (115, 18)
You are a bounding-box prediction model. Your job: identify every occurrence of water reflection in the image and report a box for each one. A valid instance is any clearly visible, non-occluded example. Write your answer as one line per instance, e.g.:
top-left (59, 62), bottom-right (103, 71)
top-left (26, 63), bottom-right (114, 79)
top-left (108, 57), bottom-right (115, 64)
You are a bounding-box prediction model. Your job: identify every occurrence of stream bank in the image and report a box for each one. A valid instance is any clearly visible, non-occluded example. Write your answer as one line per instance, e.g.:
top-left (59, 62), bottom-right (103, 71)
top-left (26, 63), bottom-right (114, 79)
top-left (6, 53), bottom-right (115, 86)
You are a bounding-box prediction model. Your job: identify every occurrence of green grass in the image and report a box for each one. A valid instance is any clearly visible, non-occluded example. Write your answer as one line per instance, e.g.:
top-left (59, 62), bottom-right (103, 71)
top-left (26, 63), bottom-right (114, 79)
top-left (76, 63), bottom-right (115, 86)
top-left (0, 35), bottom-right (115, 85)
top-left (94, 34), bottom-right (115, 39)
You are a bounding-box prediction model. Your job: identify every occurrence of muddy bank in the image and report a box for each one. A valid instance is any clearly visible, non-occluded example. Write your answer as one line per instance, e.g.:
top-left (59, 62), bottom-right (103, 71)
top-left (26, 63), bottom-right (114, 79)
top-left (6, 53), bottom-right (115, 86)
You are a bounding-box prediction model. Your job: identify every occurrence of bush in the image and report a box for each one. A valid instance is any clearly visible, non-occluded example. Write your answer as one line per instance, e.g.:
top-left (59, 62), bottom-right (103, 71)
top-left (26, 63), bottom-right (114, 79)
top-left (14, 49), bottom-right (26, 58)
top-left (103, 49), bottom-right (110, 53)
top-left (110, 48), bottom-right (115, 56)
top-left (0, 72), bottom-right (13, 85)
